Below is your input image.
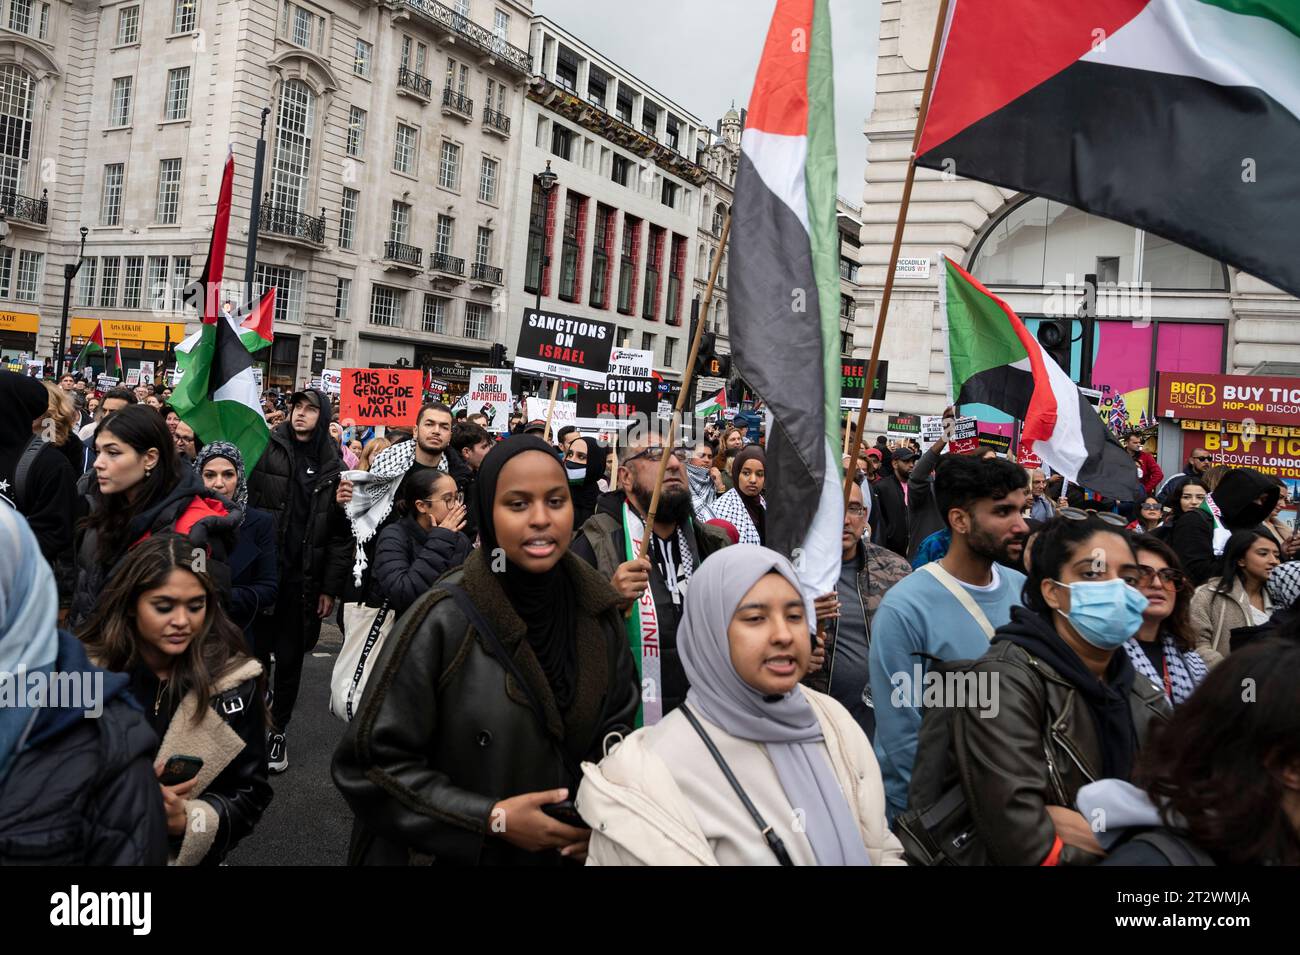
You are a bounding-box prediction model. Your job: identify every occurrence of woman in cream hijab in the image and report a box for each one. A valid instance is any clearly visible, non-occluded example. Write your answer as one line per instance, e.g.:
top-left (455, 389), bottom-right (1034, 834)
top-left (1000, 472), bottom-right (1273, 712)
top-left (576, 544), bottom-right (903, 866)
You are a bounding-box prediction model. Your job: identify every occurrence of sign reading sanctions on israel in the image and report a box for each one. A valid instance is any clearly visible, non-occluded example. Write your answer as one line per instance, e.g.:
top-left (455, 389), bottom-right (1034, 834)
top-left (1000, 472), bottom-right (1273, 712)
top-left (514, 308), bottom-right (614, 386)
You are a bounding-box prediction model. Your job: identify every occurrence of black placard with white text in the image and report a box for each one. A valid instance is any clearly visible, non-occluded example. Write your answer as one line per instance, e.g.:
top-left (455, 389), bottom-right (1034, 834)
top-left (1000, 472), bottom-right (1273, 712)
top-left (513, 308), bottom-right (615, 385)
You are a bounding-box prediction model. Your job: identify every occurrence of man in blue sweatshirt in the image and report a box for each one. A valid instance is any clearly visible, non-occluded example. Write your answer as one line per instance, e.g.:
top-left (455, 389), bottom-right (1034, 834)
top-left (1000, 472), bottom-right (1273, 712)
top-left (868, 454), bottom-right (1031, 819)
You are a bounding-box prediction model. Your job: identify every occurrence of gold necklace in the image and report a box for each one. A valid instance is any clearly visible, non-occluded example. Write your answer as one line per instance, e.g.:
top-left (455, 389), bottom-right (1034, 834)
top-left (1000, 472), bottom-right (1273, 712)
top-left (154, 678), bottom-right (168, 716)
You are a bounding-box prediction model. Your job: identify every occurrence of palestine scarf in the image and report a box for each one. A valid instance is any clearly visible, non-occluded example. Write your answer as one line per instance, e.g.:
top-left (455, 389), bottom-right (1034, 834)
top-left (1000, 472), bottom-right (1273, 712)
top-left (342, 439), bottom-right (417, 587)
top-left (1122, 632), bottom-right (1207, 706)
top-left (730, 445), bottom-right (768, 544)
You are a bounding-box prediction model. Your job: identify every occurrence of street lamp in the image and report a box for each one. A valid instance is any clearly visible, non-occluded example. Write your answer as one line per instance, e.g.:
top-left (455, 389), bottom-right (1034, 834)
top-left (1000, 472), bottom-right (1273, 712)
top-left (533, 161), bottom-right (558, 392)
top-left (56, 226), bottom-right (89, 379)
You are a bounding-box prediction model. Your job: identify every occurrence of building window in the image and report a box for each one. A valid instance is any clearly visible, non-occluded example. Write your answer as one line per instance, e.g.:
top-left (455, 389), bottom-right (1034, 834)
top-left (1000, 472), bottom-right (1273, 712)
top-left (445, 57), bottom-right (469, 96)
top-left (146, 257), bottom-right (168, 310)
top-left (712, 203), bottom-right (726, 236)
top-left (170, 256), bottom-right (190, 313)
top-left (667, 234), bottom-right (686, 325)
top-left (393, 123), bottom-right (417, 174)
top-left (99, 257), bottom-right (120, 308)
top-left (339, 188), bottom-right (358, 250)
top-left (586, 67), bottom-right (607, 107)
top-left (474, 226), bottom-right (492, 267)
top-left (422, 294), bottom-right (446, 333)
top-left (77, 258), bottom-right (97, 307)
top-left (354, 38), bottom-right (372, 78)
top-left (661, 179), bottom-right (679, 209)
top-left (615, 85), bottom-right (633, 124)
top-left (0, 248), bottom-right (11, 297)
top-left (255, 263), bottom-right (304, 324)
top-left (550, 124), bottom-right (573, 162)
top-left (618, 215), bottom-right (640, 314)
top-left (438, 140), bottom-right (460, 190)
top-left (271, 80), bottom-right (314, 211)
top-left (666, 116), bottom-right (680, 151)
top-left (369, 284), bottom-right (404, 327)
top-left (435, 214), bottom-right (454, 255)
top-left (156, 159), bottom-right (182, 224)
top-left (109, 77), bottom-right (132, 127)
top-left (334, 277), bottom-right (351, 321)
top-left (346, 106), bottom-right (366, 157)
top-left (100, 164), bottom-right (124, 226)
top-left (399, 36), bottom-right (428, 75)
top-left (664, 337), bottom-right (677, 368)
top-left (641, 331), bottom-right (655, 354)
top-left (589, 204), bottom-right (614, 309)
top-left (389, 201), bottom-right (410, 244)
top-left (330, 337), bottom-right (347, 361)
top-left (555, 45), bottom-right (578, 92)
top-left (280, 1), bottom-right (324, 51)
top-left (123, 257), bottom-right (144, 309)
top-left (464, 302), bottom-right (488, 339)
top-left (558, 192), bottom-right (585, 303)
top-left (164, 67), bottom-right (190, 121)
top-left (116, 5), bottom-right (140, 44)
top-left (0, 66), bottom-right (32, 196)
top-left (643, 226), bottom-right (664, 319)
top-left (485, 77), bottom-right (506, 114)
top-left (478, 155), bottom-right (497, 203)
top-left (493, 9), bottom-right (510, 43)
top-left (611, 154), bottom-right (631, 187)
top-left (641, 100), bottom-right (659, 138)
top-left (172, 0), bottom-right (197, 34)
top-left (15, 249), bottom-right (41, 302)
top-left (524, 178), bottom-right (547, 294)
top-left (38, 2), bottom-right (47, 40)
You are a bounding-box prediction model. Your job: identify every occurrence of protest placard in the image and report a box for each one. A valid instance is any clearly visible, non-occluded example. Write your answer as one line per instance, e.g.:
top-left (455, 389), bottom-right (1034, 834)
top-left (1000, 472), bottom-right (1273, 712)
top-left (449, 392), bottom-right (470, 416)
top-left (339, 368), bottom-right (423, 427)
top-left (96, 374), bottom-right (120, 392)
top-left (1018, 445), bottom-right (1043, 469)
top-left (321, 369), bottom-right (342, 396)
top-left (124, 368), bottom-right (141, 386)
top-left (425, 378), bottom-right (449, 397)
top-left (574, 374), bottom-right (658, 428)
top-left (138, 361), bottom-right (155, 385)
top-left (467, 368), bottom-right (514, 432)
top-left (921, 415), bottom-right (946, 445)
top-left (839, 359), bottom-right (888, 411)
top-left (887, 413), bottom-right (922, 441)
top-left (978, 430), bottom-right (1012, 455)
top-left (24, 360), bottom-right (42, 378)
top-left (525, 396), bottom-right (576, 432)
top-left (514, 308), bottom-right (615, 385)
top-left (608, 347), bottom-right (654, 378)
top-left (252, 366), bottom-right (263, 392)
top-left (948, 415), bottom-right (979, 454)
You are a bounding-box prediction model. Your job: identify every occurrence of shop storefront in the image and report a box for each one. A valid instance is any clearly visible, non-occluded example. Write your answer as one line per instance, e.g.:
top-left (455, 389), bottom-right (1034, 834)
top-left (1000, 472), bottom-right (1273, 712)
top-left (1155, 371), bottom-right (1300, 527)
top-left (0, 310), bottom-right (39, 363)
top-left (69, 318), bottom-right (188, 377)
top-left (413, 344), bottom-right (492, 402)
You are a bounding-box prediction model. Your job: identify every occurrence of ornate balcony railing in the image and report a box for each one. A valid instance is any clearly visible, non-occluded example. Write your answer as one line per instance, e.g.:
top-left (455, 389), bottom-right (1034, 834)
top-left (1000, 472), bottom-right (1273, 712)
top-left (442, 87), bottom-right (474, 117)
top-left (397, 66), bottom-right (433, 98)
top-left (470, 262), bottom-right (502, 284)
top-left (260, 198), bottom-right (326, 244)
top-left (482, 106), bottom-right (511, 135)
top-left (0, 188), bottom-right (48, 226)
top-left (429, 252), bottom-right (465, 276)
top-left (402, 0), bottom-right (532, 76)
top-left (385, 240), bottom-right (424, 267)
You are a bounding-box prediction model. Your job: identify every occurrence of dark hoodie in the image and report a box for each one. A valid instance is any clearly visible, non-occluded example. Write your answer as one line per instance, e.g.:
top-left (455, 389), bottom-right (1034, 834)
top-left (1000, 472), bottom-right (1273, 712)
top-left (1168, 467), bottom-right (1280, 585)
top-left (0, 370), bottom-right (75, 561)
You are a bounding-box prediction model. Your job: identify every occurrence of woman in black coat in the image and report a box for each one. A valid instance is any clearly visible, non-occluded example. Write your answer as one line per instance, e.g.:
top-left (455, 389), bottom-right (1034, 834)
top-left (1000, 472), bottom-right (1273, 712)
top-left (194, 441), bottom-right (278, 652)
top-left (333, 436), bottom-right (640, 866)
top-left (372, 469), bottom-right (471, 615)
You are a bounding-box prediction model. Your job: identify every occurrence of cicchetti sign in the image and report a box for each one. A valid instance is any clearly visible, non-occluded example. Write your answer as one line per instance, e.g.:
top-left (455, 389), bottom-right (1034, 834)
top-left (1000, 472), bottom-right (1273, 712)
top-left (1156, 372), bottom-right (1300, 425)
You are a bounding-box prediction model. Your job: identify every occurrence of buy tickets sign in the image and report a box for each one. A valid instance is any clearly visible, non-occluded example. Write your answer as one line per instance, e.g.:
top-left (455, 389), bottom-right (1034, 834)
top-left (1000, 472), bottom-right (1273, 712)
top-left (340, 368), bottom-right (423, 427)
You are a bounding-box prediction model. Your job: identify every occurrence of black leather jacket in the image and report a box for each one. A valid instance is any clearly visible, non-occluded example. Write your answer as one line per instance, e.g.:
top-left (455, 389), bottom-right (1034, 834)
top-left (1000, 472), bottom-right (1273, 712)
top-left (333, 548), bottom-right (640, 866)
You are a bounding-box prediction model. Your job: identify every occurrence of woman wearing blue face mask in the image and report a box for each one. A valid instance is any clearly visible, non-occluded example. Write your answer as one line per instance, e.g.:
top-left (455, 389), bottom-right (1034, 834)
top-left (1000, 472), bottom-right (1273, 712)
top-left (907, 515), bottom-right (1172, 866)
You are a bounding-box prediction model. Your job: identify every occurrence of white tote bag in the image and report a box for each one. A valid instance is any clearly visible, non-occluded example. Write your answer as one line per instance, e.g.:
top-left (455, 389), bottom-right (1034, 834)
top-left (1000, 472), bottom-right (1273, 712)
top-left (330, 600), bottom-right (394, 721)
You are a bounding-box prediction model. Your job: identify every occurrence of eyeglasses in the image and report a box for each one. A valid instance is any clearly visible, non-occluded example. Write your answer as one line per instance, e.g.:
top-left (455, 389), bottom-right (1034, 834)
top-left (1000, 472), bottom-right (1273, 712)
top-left (425, 491), bottom-right (464, 508)
top-left (1140, 503), bottom-right (1162, 511)
top-left (845, 504), bottom-right (866, 517)
top-left (1058, 507), bottom-right (1127, 527)
top-left (624, 447), bottom-right (688, 464)
top-left (1191, 455), bottom-right (1212, 462)
top-left (1135, 565), bottom-right (1187, 590)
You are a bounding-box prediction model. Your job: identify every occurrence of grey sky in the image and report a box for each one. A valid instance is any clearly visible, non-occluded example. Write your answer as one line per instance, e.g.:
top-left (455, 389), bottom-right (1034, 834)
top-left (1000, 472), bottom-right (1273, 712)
top-left (533, 0), bottom-right (881, 202)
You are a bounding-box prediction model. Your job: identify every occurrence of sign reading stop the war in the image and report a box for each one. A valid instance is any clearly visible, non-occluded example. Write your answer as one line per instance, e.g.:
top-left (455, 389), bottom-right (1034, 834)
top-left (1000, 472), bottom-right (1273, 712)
top-left (340, 368), bottom-right (423, 426)
top-left (514, 308), bottom-right (615, 385)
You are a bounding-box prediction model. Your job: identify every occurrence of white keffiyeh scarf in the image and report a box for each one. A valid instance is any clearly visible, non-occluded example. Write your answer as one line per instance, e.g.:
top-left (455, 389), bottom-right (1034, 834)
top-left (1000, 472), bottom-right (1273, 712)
top-left (343, 439), bottom-right (417, 587)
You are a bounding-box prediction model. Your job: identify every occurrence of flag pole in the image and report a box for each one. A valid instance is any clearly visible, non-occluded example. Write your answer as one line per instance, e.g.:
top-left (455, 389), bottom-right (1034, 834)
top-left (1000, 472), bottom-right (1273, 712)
top-left (542, 378), bottom-right (560, 443)
top-left (844, 0), bottom-right (950, 509)
top-left (635, 212), bottom-right (731, 564)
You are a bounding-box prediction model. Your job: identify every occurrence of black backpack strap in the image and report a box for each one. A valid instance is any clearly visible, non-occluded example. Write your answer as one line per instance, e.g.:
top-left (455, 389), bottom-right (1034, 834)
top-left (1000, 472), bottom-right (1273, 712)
top-left (13, 434), bottom-right (44, 511)
top-left (1128, 829), bottom-right (1216, 866)
top-left (680, 704), bottom-right (795, 867)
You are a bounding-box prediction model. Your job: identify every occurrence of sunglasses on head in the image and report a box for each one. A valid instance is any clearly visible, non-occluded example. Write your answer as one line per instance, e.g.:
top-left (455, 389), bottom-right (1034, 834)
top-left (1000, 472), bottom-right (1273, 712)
top-left (1058, 507), bottom-right (1127, 527)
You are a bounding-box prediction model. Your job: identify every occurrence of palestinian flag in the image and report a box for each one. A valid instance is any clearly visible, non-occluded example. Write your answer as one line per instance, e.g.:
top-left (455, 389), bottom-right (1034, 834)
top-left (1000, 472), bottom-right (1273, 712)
top-left (916, 0), bottom-right (1300, 299)
top-left (559, 380), bottom-right (578, 400)
top-left (170, 149), bottom-right (269, 470)
top-left (237, 287), bottom-right (275, 353)
top-left (695, 388), bottom-right (727, 418)
top-left (110, 341), bottom-right (124, 378)
top-left (940, 256), bottom-right (1138, 501)
top-left (74, 319), bottom-right (107, 370)
top-left (730, 0), bottom-right (842, 594)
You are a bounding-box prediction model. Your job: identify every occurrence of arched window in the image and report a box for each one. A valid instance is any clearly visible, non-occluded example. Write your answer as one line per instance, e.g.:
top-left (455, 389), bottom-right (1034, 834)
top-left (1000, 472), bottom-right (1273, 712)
top-left (271, 79), bottom-right (315, 212)
top-left (0, 65), bottom-right (35, 196)
top-left (712, 202), bottom-right (726, 237)
top-left (969, 195), bottom-right (1227, 290)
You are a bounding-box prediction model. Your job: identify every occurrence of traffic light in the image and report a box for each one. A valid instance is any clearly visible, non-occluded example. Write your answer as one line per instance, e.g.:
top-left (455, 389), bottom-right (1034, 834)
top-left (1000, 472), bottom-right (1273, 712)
top-left (1036, 317), bottom-right (1072, 376)
top-left (693, 331), bottom-right (717, 378)
top-left (707, 353), bottom-right (731, 378)
top-left (489, 343), bottom-right (508, 367)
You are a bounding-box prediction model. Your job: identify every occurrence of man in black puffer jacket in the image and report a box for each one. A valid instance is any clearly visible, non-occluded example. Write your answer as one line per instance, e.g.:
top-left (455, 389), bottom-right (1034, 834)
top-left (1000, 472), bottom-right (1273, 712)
top-left (246, 389), bottom-right (352, 772)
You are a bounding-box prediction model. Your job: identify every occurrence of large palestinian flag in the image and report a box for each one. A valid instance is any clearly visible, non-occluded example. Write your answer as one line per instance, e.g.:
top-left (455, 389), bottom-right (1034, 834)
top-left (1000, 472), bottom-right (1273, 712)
top-left (916, 0), bottom-right (1300, 299)
top-left (170, 149), bottom-right (269, 470)
top-left (941, 256), bottom-right (1138, 501)
top-left (730, 0), bottom-right (842, 595)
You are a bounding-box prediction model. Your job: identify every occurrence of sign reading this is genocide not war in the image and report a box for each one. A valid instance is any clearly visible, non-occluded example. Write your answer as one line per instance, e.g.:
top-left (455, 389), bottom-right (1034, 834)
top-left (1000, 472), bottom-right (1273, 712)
top-left (514, 308), bottom-right (615, 386)
top-left (467, 368), bottom-right (514, 433)
top-left (340, 369), bottom-right (423, 427)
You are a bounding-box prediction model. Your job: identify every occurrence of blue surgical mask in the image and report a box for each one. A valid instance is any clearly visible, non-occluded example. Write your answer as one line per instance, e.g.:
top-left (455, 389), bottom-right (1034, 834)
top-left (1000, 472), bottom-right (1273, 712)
top-left (566, 464), bottom-right (586, 484)
top-left (1052, 578), bottom-right (1149, 650)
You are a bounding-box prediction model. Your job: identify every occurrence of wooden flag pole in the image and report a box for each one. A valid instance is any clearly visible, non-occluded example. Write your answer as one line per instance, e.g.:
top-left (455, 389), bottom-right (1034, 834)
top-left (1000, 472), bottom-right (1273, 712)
top-left (542, 378), bottom-right (560, 444)
top-left (635, 212), bottom-right (732, 564)
top-left (844, 0), bottom-right (950, 509)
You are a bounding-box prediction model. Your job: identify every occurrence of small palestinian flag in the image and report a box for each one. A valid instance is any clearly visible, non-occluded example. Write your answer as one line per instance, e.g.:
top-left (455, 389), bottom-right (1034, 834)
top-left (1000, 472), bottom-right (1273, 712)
top-left (559, 381), bottom-right (578, 400)
top-left (110, 341), bottom-right (125, 378)
top-left (74, 319), bottom-right (107, 370)
top-left (916, 0), bottom-right (1300, 299)
top-left (941, 256), bottom-right (1138, 501)
top-left (729, 0), bottom-right (842, 595)
top-left (695, 388), bottom-right (727, 418)
top-left (237, 287), bottom-right (275, 353)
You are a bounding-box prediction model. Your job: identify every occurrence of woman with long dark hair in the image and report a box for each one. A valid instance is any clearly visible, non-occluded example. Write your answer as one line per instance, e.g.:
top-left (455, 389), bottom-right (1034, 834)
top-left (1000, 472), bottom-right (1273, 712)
top-left (71, 405), bottom-right (240, 628)
top-left (78, 533), bottom-right (272, 865)
top-left (1124, 535), bottom-right (1206, 706)
top-left (372, 468), bottom-right (471, 616)
top-left (711, 445), bottom-right (766, 545)
top-left (1188, 529), bottom-right (1281, 667)
top-left (1126, 496), bottom-right (1165, 535)
top-left (333, 435), bottom-right (639, 865)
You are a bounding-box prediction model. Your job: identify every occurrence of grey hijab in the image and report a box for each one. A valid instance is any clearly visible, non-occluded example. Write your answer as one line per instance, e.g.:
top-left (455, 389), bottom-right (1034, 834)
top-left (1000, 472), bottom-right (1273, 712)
top-left (677, 544), bottom-right (871, 866)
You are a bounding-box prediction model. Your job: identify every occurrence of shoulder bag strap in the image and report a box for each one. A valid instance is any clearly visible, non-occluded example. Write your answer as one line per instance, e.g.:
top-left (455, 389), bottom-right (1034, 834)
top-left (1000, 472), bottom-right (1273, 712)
top-left (679, 704), bottom-right (794, 867)
top-left (920, 561), bottom-right (996, 640)
top-left (13, 434), bottom-right (44, 512)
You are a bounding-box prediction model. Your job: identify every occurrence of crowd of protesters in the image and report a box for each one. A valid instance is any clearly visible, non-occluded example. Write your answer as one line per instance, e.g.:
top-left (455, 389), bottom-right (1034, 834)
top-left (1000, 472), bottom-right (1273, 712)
top-left (2, 366), bottom-right (1299, 867)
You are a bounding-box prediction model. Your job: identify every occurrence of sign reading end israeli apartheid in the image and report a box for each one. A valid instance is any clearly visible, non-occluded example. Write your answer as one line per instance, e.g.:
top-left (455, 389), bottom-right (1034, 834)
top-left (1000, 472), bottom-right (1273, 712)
top-left (467, 368), bottom-right (514, 433)
top-left (514, 308), bottom-right (615, 386)
top-left (340, 368), bottom-right (423, 427)
top-left (575, 374), bottom-right (659, 429)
